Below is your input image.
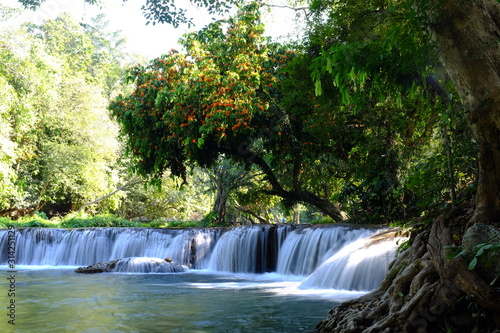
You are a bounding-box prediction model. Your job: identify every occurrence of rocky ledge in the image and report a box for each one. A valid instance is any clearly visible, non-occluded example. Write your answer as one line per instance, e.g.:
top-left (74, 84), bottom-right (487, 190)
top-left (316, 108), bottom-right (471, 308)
top-left (75, 257), bottom-right (186, 274)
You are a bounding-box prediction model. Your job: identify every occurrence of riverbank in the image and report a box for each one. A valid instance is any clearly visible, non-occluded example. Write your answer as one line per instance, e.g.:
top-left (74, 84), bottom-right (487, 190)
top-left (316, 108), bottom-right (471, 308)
top-left (316, 203), bottom-right (500, 332)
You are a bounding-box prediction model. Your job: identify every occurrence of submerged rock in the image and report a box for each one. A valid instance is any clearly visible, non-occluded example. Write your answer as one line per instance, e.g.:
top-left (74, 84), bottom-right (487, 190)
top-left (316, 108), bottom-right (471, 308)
top-left (75, 257), bottom-right (186, 274)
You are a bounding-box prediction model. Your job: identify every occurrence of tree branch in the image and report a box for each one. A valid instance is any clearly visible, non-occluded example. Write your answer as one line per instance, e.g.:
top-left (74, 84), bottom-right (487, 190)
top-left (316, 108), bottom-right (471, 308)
top-left (233, 199), bottom-right (268, 224)
top-left (79, 177), bottom-right (144, 211)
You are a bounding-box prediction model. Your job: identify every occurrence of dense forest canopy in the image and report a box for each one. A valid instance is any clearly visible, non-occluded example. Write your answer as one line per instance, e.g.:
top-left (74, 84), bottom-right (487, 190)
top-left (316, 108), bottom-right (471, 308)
top-left (0, 10), bottom-right (216, 221)
top-left (0, 13), bottom-right (123, 216)
top-left (109, 1), bottom-right (476, 224)
top-left (0, 0), bottom-right (487, 225)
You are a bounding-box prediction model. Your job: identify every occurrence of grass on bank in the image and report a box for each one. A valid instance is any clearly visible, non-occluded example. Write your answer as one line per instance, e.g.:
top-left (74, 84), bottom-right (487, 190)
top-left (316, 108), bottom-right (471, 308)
top-left (0, 210), bottom-right (338, 229)
top-left (0, 212), bottom-right (202, 229)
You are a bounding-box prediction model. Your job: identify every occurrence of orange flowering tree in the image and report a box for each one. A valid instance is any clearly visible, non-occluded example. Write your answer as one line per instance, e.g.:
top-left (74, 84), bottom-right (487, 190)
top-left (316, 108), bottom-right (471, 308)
top-left (110, 3), bottom-right (344, 221)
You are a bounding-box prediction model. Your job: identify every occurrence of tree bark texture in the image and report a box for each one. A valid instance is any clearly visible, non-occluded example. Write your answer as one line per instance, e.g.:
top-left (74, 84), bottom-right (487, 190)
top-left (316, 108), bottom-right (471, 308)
top-left (316, 206), bottom-right (500, 332)
top-left (212, 179), bottom-right (228, 225)
top-left (422, 0), bottom-right (500, 223)
top-left (317, 3), bottom-right (500, 331)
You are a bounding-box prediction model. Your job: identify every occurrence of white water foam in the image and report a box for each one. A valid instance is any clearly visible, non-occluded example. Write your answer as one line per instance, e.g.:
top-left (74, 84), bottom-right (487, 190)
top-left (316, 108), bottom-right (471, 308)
top-left (0, 225), bottom-right (404, 294)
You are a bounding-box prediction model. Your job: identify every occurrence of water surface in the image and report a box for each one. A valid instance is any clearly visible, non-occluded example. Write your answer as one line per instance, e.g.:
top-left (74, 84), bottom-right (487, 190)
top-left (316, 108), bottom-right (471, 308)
top-left (0, 268), bottom-right (342, 332)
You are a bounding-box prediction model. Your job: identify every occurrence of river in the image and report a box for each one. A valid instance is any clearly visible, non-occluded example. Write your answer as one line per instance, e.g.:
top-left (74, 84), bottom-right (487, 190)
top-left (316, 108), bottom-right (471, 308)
top-left (0, 225), bottom-right (403, 332)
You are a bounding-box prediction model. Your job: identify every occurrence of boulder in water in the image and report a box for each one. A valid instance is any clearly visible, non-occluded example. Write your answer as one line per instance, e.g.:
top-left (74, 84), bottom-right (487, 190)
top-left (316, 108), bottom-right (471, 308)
top-left (75, 257), bottom-right (186, 274)
top-left (75, 259), bottom-right (119, 273)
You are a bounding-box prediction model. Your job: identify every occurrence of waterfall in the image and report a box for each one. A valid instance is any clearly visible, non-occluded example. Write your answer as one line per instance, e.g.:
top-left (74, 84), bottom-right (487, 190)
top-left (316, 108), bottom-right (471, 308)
top-left (112, 257), bottom-right (186, 273)
top-left (0, 225), bottom-right (403, 291)
top-left (275, 226), bottom-right (377, 276)
top-left (207, 225), bottom-right (290, 273)
top-left (298, 228), bottom-right (402, 291)
top-left (0, 228), bottom-right (219, 267)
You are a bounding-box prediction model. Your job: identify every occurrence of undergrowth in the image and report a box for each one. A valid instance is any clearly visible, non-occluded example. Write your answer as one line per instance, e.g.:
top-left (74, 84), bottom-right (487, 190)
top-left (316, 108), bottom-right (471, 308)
top-left (0, 211), bottom-right (215, 229)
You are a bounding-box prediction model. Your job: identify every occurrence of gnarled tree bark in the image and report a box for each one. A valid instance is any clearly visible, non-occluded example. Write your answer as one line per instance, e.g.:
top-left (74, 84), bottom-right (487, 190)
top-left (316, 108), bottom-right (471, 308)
top-left (316, 206), bottom-right (500, 332)
top-left (318, 2), bottom-right (500, 331)
top-left (422, 0), bottom-right (500, 223)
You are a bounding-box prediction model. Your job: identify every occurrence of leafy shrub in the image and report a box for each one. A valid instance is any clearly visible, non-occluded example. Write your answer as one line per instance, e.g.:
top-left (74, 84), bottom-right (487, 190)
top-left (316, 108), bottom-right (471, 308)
top-left (147, 219), bottom-right (167, 228)
top-left (0, 213), bottom-right (57, 228)
top-left (23, 220), bottom-right (54, 228)
top-left (0, 217), bottom-right (15, 228)
top-left (308, 216), bottom-right (335, 225)
top-left (200, 211), bottom-right (218, 227)
top-left (164, 220), bottom-right (200, 228)
top-left (60, 214), bottom-right (139, 228)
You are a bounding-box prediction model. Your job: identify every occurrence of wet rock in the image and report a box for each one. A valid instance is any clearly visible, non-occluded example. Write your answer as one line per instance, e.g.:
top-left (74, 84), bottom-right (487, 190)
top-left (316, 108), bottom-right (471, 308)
top-left (75, 257), bottom-right (186, 274)
top-left (462, 223), bottom-right (500, 284)
top-left (75, 259), bottom-right (120, 273)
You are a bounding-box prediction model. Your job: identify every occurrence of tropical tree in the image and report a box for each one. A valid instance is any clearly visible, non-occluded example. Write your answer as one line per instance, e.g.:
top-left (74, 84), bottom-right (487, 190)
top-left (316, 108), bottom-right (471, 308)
top-left (116, 169), bottom-right (213, 221)
top-left (110, 3), bottom-right (346, 221)
top-left (310, 0), bottom-right (500, 331)
top-left (306, 0), bottom-right (477, 221)
top-left (0, 14), bottom-right (129, 217)
top-left (417, 0), bottom-right (500, 224)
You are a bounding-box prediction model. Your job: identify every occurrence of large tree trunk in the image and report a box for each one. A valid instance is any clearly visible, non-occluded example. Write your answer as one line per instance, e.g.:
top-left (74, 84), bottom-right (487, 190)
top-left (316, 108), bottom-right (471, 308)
top-left (295, 190), bottom-right (344, 222)
top-left (422, 0), bottom-right (500, 223)
top-left (212, 178), bottom-right (228, 225)
top-left (317, 2), bottom-right (500, 331)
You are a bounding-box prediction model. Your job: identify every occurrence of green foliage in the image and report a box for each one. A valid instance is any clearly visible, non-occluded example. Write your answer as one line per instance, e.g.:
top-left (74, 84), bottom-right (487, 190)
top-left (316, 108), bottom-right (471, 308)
top-left (146, 219), bottom-right (167, 228)
top-left (447, 238), bottom-right (500, 285)
top-left (200, 211), bottom-right (218, 227)
top-left (110, 3), bottom-right (347, 220)
top-left (17, 0), bottom-right (241, 28)
top-left (308, 216), bottom-right (335, 225)
top-left (0, 14), bottom-right (136, 217)
top-left (305, 0), bottom-right (477, 221)
top-left (0, 214), bottom-right (209, 229)
top-left (466, 241), bottom-right (500, 272)
top-left (59, 214), bottom-right (139, 228)
top-left (0, 217), bottom-right (13, 228)
top-left (111, 2), bottom-right (271, 180)
top-left (0, 212), bottom-right (56, 228)
top-left (4, 0), bottom-right (479, 224)
top-left (164, 220), bottom-right (200, 228)
top-left (116, 169), bottom-right (213, 220)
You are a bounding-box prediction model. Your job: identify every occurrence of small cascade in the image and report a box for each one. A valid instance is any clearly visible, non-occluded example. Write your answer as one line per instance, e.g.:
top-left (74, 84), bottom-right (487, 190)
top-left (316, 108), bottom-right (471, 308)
top-left (207, 225), bottom-right (289, 273)
top-left (275, 226), bottom-right (377, 276)
top-left (113, 257), bottom-right (186, 273)
top-left (0, 228), bottom-right (219, 267)
top-left (299, 228), bottom-right (402, 291)
top-left (0, 224), bottom-right (404, 292)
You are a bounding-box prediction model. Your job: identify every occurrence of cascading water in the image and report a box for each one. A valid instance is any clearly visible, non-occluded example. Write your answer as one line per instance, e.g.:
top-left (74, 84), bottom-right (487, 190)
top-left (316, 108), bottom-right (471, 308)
top-left (207, 225), bottom-right (291, 273)
top-left (0, 225), bottom-right (406, 331)
top-left (0, 224), bottom-right (403, 292)
top-left (0, 227), bottom-right (220, 267)
top-left (112, 257), bottom-right (187, 273)
top-left (275, 226), bottom-right (379, 276)
top-left (298, 228), bottom-right (402, 291)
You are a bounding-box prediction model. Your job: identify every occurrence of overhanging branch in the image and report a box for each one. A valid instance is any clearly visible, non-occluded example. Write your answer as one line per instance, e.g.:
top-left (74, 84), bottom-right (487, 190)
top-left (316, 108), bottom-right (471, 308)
top-left (79, 177), bottom-right (144, 211)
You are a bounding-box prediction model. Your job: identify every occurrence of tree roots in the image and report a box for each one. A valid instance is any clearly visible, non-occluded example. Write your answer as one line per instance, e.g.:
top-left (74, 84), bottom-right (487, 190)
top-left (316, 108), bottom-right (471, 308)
top-left (316, 208), bottom-right (500, 332)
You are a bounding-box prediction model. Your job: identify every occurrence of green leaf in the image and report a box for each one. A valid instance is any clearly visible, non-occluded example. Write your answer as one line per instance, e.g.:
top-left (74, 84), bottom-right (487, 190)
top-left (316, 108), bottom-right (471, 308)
top-left (468, 257), bottom-right (478, 270)
top-left (315, 80), bottom-right (322, 96)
